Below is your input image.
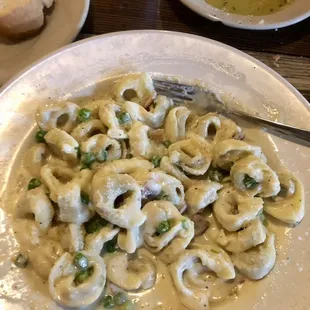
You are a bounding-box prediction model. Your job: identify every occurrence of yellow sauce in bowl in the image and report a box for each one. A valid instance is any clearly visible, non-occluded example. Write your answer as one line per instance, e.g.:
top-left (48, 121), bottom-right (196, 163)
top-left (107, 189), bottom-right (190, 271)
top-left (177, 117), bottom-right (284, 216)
top-left (205, 0), bottom-right (294, 16)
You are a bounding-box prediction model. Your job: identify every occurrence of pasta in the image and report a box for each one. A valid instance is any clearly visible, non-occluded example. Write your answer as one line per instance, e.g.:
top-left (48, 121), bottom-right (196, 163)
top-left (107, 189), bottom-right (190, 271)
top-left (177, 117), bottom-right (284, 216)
top-left (168, 133), bottom-right (212, 176)
top-left (263, 172), bottom-right (305, 225)
top-left (36, 102), bottom-right (80, 133)
top-left (105, 249), bottom-right (156, 290)
top-left (231, 155), bottom-right (280, 197)
top-left (164, 106), bottom-right (191, 142)
top-left (169, 248), bottom-right (235, 310)
top-left (213, 186), bottom-right (264, 231)
top-left (13, 73), bottom-right (305, 309)
top-left (48, 251), bottom-right (106, 307)
top-left (143, 201), bottom-right (194, 263)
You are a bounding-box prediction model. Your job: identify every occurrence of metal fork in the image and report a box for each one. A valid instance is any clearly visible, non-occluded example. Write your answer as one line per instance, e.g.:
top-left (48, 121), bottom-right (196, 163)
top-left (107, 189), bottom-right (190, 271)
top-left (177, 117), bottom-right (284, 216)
top-left (153, 79), bottom-right (310, 144)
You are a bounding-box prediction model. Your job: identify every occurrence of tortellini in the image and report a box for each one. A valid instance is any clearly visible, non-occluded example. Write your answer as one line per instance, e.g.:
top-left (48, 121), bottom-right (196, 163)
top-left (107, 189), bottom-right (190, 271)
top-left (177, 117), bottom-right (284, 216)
top-left (124, 95), bottom-right (174, 128)
top-left (48, 251), bottom-right (106, 307)
top-left (71, 119), bottom-right (107, 143)
top-left (16, 186), bottom-right (54, 232)
top-left (143, 201), bottom-right (194, 263)
top-left (188, 112), bottom-right (242, 144)
top-left (231, 155), bottom-right (280, 197)
top-left (164, 106), bottom-right (191, 142)
top-left (185, 181), bottom-right (222, 215)
top-left (36, 101), bottom-right (79, 132)
top-left (231, 233), bottom-right (276, 280)
top-left (213, 186), bottom-right (264, 231)
top-left (105, 249), bottom-right (156, 290)
top-left (114, 73), bottom-right (156, 106)
top-left (117, 225), bottom-right (144, 254)
top-left (160, 156), bottom-right (193, 189)
top-left (263, 172), bottom-right (305, 225)
top-left (24, 144), bottom-right (49, 178)
top-left (128, 121), bottom-right (165, 159)
top-left (85, 225), bottom-right (119, 254)
top-left (81, 133), bottom-right (122, 167)
top-left (92, 172), bottom-right (146, 229)
top-left (41, 164), bottom-right (93, 223)
top-left (15, 73), bottom-right (304, 310)
top-left (213, 139), bottom-right (266, 170)
top-left (168, 133), bottom-right (212, 176)
top-left (209, 218), bottom-right (267, 253)
top-left (131, 169), bottom-right (185, 209)
top-left (99, 99), bottom-right (130, 139)
top-left (169, 248), bottom-right (235, 310)
top-left (45, 128), bottom-right (79, 162)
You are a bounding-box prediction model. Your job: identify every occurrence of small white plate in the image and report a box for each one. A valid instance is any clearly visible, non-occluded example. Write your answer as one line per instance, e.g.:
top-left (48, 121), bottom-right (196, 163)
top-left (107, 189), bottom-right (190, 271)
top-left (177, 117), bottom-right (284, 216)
top-left (0, 0), bottom-right (90, 85)
top-left (180, 0), bottom-right (310, 30)
top-left (0, 30), bottom-right (309, 310)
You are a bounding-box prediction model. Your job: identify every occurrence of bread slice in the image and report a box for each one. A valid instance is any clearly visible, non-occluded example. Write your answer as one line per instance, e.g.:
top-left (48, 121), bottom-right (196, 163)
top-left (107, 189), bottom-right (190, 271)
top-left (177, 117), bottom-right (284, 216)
top-left (0, 0), bottom-right (54, 39)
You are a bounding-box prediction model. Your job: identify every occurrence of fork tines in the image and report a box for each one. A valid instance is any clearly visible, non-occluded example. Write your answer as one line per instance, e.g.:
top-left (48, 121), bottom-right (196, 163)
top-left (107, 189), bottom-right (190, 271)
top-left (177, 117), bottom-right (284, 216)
top-left (153, 79), bottom-right (195, 101)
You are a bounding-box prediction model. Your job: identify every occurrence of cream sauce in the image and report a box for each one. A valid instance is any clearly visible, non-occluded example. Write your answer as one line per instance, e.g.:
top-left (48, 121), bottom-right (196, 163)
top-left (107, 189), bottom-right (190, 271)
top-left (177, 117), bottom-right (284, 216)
top-left (0, 74), bottom-right (291, 310)
top-left (205, 0), bottom-right (294, 16)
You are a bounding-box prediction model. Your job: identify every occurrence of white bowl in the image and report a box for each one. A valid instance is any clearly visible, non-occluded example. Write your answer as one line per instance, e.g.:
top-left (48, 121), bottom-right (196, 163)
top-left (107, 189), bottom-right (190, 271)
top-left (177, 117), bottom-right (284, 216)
top-left (180, 0), bottom-right (310, 30)
top-left (0, 31), bottom-right (309, 310)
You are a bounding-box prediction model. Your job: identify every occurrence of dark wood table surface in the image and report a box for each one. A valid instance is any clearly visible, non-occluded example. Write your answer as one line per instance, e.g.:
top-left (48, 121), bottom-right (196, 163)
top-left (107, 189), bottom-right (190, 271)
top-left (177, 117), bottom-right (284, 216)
top-left (79, 0), bottom-right (310, 102)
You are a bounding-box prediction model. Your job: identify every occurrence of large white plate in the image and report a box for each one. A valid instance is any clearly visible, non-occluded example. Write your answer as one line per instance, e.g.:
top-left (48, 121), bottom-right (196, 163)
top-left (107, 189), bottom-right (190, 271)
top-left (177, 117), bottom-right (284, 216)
top-left (0, 30), bottom-right (309, 310)
top-left (0, 0), bottom-right (90, 85)
top-left (180, 0), bottom-right (310, 30)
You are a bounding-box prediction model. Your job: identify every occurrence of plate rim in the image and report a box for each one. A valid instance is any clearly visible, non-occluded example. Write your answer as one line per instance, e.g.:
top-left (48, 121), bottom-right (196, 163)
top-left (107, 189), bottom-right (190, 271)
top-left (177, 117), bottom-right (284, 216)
top-left (0, 29), bottom-right (309, 310)
top-left (179, 0), bottom-right (310, 30)
top-left (0, 0), bottom-right (90, 85)
top-left (0, 29), bottom-right (309, 110)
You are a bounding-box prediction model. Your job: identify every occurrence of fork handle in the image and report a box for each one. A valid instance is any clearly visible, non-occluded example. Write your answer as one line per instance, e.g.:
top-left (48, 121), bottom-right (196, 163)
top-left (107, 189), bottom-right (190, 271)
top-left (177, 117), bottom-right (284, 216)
top-left (230, 109), bottom-right (310, 143)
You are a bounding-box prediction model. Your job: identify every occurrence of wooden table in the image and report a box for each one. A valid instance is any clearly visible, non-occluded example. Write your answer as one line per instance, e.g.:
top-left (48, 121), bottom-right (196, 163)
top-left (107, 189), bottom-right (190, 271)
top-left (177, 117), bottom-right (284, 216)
top-left (79, 0), bottom-right (310, 102)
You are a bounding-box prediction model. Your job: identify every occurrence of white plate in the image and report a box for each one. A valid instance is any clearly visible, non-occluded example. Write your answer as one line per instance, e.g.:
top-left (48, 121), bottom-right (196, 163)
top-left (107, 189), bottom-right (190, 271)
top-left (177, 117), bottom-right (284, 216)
top-left (0, 30), bottom-right (309, 310)
top-left (0, 0), bottom-right (90, 85)
top-left (180, 0), bottom-right (310, 30)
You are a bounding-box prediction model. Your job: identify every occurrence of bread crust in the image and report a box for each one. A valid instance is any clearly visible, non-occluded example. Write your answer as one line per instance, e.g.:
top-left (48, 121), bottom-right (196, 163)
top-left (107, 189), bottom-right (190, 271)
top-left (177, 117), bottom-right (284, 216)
top-left (0, 0), bottom-right (54, 39)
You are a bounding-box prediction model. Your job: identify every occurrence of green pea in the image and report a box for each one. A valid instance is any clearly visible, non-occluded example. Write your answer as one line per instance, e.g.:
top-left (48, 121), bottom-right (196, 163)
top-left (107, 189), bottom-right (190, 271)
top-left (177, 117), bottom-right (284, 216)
top-left (181, 218), bottom-right (189, 230)
top-left (14, 253), bottom-right (28, 268)
top-left (260, 213), bottom-right (268, 226)
top-left (84, 214), bottom-right (107, 234)
top-left (114, 292), bottom-right (127, 305)
top-left (102, 295), bottom-right (115, 308)
top-left (162, 140), bottom-right (172, 148)
top-left (74, 270), bottom-right (88, 285)
top-left (28, 178), bottom-right (41, 190)
top-left (120, 300), bottom-right (135, 310)
top-left (78, 108), bottom-right (91, 122)
top-left (74, 253), bottom-right (88, 270)
top-left (208, 169), bottom-right (224, 183)
top-left (156, 220), bottom-right (170, 235)
top-left (243, 174), bottom-right (258, 189)
top-left (97, 149), bottom-right (108, 162)
top-left (151, 156), bottom-right (162, 168)
top-left (106, 237), bottom-right (118, 253)
top-left (81, 192), bottom-right (90, 205)
top-left (156, 191), bottom-right (169, 200)
top-left (81, 152), bottom-right (96, 167)
top-left (117, 112), bottom-right (131, 124)
top-left (35, 129), bottom-right (47, 143)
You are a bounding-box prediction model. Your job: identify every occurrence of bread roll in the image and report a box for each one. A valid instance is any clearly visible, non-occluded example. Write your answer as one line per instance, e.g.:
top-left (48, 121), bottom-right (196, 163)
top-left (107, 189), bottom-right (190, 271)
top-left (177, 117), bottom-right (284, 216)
top-left (0, 0), bottom-right (54, 39)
